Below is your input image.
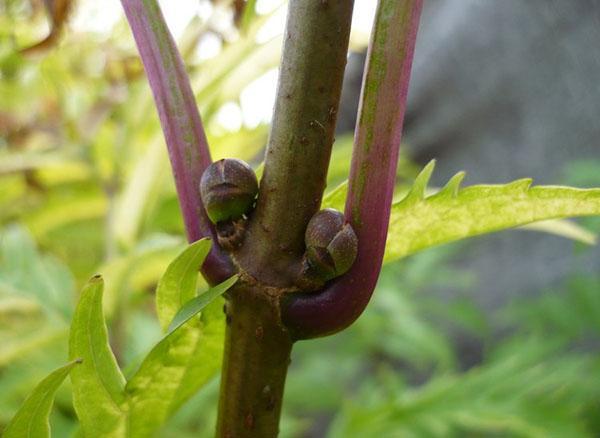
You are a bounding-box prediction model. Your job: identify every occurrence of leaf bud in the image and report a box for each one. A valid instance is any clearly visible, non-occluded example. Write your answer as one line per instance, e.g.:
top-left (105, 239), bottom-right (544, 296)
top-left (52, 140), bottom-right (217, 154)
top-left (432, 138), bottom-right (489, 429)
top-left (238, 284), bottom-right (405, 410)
top-left (304, 208), bottom-right (358, 282)
top-left (199, 158), bottom-right (259, 224)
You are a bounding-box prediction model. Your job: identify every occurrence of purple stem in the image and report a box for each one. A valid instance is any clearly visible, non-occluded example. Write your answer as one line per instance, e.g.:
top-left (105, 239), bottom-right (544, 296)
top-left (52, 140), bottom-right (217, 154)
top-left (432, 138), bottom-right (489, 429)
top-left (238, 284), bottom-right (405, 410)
top-left (121, 0), bottom-right (233, 284)
top-left (282, 0), bottom-right (424, 339)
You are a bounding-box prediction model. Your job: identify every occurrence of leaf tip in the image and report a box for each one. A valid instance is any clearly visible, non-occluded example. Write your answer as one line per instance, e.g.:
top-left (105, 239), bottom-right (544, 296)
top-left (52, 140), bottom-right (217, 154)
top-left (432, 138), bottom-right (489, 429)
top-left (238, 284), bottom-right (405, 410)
top-left (89, 274), bottom-right (103, 284)
top-left (440, 171), bottom-right (466, 198)
top-left (408, 160), bottom-right (436, 201)
top-left (507, 178), bottom-right (533, 192)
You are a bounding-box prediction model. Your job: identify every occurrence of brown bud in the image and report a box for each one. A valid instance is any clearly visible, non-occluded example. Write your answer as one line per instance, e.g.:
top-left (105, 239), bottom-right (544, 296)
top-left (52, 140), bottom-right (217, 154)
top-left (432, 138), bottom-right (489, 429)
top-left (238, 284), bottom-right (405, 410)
top-left (200, 158), bottom-right (258, 224)
top-left (304, 208), bottom-right (358, 282)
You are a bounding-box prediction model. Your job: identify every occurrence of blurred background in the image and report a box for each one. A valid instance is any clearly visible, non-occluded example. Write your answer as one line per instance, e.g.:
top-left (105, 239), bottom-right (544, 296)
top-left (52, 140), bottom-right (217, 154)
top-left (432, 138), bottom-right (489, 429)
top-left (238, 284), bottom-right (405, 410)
top-left (1, 0), bottom-right (600, 436)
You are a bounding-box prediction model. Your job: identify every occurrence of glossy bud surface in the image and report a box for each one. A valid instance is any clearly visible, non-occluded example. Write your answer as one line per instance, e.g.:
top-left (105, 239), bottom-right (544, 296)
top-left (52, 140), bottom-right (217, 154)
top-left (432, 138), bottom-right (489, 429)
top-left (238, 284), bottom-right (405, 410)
top-left (304, 208), bottom-right (358, 281)
top-left (200, 158), bottom-right (259, 224)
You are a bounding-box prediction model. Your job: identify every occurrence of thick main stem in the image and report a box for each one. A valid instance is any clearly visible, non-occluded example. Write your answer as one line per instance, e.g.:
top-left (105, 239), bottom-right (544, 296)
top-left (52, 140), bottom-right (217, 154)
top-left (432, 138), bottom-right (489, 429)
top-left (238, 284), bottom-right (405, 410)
top-left (217, 285), bottom-right (293, 437)
top-left (217, 1), bottom-right (355, 435)
top-left (237, 0), bottom-right (355, 286)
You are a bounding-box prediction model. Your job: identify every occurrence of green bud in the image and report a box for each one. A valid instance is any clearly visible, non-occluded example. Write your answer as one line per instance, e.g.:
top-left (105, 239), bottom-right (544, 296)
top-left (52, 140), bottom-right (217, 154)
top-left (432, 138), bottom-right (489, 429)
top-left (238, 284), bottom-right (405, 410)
top-left (304, 209), bottom-right (358, 281)
top-left (199, 158), bottom-right (259, 224)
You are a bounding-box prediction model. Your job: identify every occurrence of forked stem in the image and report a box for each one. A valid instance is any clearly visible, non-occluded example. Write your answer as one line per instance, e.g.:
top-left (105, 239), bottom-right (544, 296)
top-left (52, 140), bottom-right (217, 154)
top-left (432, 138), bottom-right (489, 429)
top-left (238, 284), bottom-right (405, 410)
top-left (122, 0), bottom-right (420, 435)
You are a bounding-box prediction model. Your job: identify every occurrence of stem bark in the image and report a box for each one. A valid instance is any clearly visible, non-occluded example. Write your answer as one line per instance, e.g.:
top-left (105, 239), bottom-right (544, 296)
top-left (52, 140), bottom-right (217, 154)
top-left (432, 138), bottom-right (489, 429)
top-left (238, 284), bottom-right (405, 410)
top-left (237, 0), bottom-right (355, 286)
top-left (217, 2), bottom-right (355, 435)
top-left (216, 284), bottom-right (292, 437)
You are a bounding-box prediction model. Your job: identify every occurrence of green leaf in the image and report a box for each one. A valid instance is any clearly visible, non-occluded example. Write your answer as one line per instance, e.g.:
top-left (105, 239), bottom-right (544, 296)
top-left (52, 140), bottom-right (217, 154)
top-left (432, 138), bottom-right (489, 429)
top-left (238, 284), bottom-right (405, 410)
top-left (321, 181), bottom-right (348, 212)
top-left (0, 224), bottom-right (74, 319)
top-left (99, 233), bottom-right (185, 320)
top-left (3, 360), bottom-right (80, 438)
top-left (520, 219), bottom-right (596, 245)
top-left (126, 275), bottom-right (237, 437)
top-left (322, 174), bottom-right (597, 247)
top-left (167, 275), bottom-right (237, 333)
top-left (384, 161), bottom-right (600, 263)
top-left (68, 276), bottom-right (127, 437)
top-left (155, 238), bottom-right (212, 332)
top-left (329, 340), bottom-right (597, 437)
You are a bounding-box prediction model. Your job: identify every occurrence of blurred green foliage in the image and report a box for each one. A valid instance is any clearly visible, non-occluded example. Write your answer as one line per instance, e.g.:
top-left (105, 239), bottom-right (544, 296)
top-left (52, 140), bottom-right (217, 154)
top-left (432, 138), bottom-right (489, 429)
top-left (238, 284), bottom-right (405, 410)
top-left (1, 1), bottom-right (276, 434)
top-left (1, 1), bottom-right (600, 437)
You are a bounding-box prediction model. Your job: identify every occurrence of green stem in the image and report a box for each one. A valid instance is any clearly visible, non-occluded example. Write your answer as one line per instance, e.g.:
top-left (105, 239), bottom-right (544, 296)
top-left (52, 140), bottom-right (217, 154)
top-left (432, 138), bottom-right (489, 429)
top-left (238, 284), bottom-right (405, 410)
top-left (237, 0), bottom-right (355, 286)
top-left (217, 2), bottom-right (355, 434)
top-left (216, 284), bottom-right (293, 437)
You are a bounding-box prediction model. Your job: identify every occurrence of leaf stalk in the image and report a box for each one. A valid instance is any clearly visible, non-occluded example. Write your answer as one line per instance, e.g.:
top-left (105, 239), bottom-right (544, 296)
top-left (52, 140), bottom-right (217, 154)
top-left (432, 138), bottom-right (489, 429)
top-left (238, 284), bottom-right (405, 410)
top-left (282, 0), bottom-right (424, 339)
top-left (121, 0), bottom-right (234, 284)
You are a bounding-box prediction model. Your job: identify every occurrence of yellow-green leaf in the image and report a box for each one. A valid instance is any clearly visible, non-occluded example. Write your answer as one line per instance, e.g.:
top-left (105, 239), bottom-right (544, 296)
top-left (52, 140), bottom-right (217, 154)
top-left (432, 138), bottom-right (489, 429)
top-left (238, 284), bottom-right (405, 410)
top-left (384, 161), bottom-right (600, 263)
top-left (3, 360), bottom-right (80, 438)
top-left (126, 276), bottom-right (237, 437)
top-left (322, 169), bottom-right (597, 248)
top-left (166, 275), bottom-right (237, 333)
top-left (68, 276), bottom-right (127, 437)
top-left (155, 238), bottom-right (212, 332)
top-left (520, 219), bottom-right (596, 245)
top-left (322, 181), bottom-right (348, 212)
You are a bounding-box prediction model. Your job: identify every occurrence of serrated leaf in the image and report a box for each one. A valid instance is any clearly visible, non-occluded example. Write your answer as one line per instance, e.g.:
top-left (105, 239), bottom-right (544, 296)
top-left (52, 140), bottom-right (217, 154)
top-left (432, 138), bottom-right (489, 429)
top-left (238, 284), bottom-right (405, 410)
top-left (126, 276), bottom-right (236, 437)
top-left (436, 171), bottom-right (465, 198)
top-left (68, 276), bottom-right (127, 437)
top-left (329, 342), bottom-right (597, 437)
top-left (155, 238), bottom-right (212, 332)
top-left (403, 160), bottom-right (436, 203)
top-left (322, 173), bottom-right (597, 247)
top-left (3, 360), bottom-right (80, 438)
top-left (384, 161), bottom-right (600, 263)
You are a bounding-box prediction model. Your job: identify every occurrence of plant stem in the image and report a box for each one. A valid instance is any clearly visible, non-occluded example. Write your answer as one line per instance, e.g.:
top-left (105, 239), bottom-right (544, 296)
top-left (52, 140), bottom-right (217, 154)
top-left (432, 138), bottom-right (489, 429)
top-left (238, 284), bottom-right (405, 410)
top-left (217, 284), bottom-right (293, 437)
top-left (282, 0), bottom-right (424, 339)
top-left (121, 0), bottom-right (234, 284)
top-left (217, 2), bottom-right (355, 434)
top-left (237, 0), bottom-right (355, 286)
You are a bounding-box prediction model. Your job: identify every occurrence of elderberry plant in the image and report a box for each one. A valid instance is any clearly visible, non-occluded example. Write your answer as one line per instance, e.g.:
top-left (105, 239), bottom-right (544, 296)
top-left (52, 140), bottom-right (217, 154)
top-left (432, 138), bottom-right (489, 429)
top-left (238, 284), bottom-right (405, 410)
top-left (5, 0), bottom-right (600, 437)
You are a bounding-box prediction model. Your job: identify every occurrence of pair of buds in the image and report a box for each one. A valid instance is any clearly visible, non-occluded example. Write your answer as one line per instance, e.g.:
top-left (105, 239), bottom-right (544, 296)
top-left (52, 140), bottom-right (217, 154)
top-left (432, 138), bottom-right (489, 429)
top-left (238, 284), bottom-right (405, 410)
top-left (199, 158), bottom-right (358, 287)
